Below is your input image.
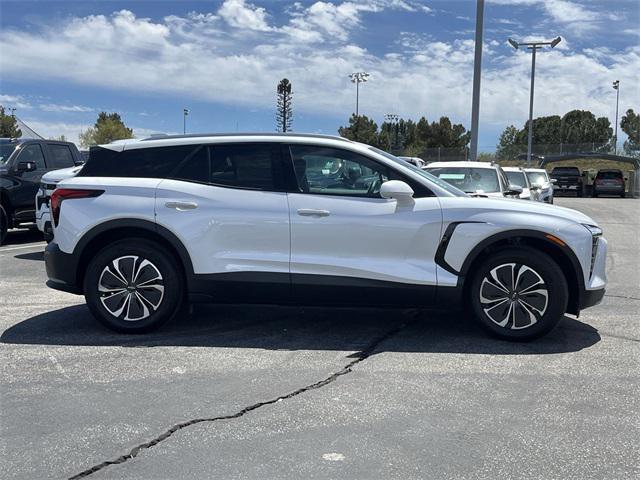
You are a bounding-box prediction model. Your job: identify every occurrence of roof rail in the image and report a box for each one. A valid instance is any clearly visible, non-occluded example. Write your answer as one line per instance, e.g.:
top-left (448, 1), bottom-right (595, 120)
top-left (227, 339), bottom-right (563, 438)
top-left (139, 132), bottom-right (353, 142)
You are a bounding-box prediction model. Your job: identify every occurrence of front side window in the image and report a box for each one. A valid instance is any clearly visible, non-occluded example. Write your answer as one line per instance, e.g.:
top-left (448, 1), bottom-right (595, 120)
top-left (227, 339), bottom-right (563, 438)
top-left (18, 144), bottom-right (46, 169)
top-left (48, 144), bottom-right (75, 168)
top-left (427, 167), bottom-right (500, 194)
top-left (289, 145), bottom-right (392, 197)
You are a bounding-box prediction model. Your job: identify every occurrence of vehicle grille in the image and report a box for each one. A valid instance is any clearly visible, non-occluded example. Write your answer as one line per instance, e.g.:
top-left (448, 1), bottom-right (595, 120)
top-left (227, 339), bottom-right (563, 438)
top-left (590, 236), bottom-right (599, 279)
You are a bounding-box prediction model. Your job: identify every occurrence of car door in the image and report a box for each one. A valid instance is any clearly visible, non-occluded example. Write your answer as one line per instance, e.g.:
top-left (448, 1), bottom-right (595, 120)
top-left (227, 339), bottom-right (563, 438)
top-left (155, 143), bottom-right (291, 302)
top-left (12, 143), bottom-right (48, 219)
top-left (285, 144), bottom-right (443, 306)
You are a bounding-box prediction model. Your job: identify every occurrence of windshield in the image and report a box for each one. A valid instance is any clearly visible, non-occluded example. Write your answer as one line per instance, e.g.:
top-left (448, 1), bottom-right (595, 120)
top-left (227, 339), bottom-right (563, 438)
top-left (505, 171), bottom-right (527, 187)
top-left (367, 147), bottom-right (467, 197)
top-left (426, 167), bottom-right (500, 193)
top-left (0, 143), bottom-right (17, 165)
top-left (526, 171), bottom-right (548, 186)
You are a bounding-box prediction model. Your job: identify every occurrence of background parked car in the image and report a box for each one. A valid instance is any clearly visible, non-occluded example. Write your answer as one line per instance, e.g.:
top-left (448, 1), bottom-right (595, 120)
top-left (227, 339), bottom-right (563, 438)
top-left (592, 169), bottom-right (626, 198)
top-left (502, 167), bottom-right (541, 201)
top-left (36, 165), bottom-right (83, 242)
top-left (398, 156), bottom-right (427, 169)
top-left (0, 137), bottom-right (83, 244)
top-left (550, 166), bottom-right (584, 197)
top-left (524, 168), bottom-right (555, 204)
top-left (425, 161), bottom-right (522, 198)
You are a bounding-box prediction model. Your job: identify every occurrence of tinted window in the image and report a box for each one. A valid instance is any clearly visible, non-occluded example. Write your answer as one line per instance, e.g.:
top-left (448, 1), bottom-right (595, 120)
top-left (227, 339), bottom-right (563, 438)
top-left (48, 144), bottom-right (75, 168)
top-left (18, 144), bottom-right (46, 169)
top-left (170, 146), bottom-right (209, 183)
top-left (505, 171), bottom-right (526, 187)
top-left (426, 167), bottom-right (499, 193)
top-left (0, 142), bottom-right (17, 165)
top-left (209, 144), bottom-right (280, 190)
top-left (552, 167), bottom-right (580, 175)
top-left (290, 145), bottom-right (394, 197)
top-left (80, 145), bottom-right (197, 178)
top-left (596, 170), bottom-right (622, 179)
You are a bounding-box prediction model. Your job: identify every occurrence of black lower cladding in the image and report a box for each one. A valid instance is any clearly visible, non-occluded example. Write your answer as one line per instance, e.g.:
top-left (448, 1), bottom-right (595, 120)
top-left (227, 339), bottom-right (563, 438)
top-left (44, 242), bottom-right (82, 294)
top-left (580, 287), bottom-right (605, 309)
top-left (188, 272), bottom-right (441, 307)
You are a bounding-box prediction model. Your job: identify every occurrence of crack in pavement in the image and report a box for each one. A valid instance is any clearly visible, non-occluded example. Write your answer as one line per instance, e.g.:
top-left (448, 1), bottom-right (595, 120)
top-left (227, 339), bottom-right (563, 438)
top-left (68, 316), bottom-right (415, 479)
top-left (604, 294), bottom-right (640, 301)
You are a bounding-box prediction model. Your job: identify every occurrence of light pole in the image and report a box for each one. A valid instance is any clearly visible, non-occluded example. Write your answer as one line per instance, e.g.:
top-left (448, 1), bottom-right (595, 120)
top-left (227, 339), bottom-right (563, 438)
top-left (384, 113), bottom-right (399, 150)
top-left (183, 108), bottom-right (189, 134)
top-left (613, 80), bottom-right (620, 154)
top-left (508, 36), bottom-right (561, 167)
top-left (349, 72), bottom-right (369, 117)
top-left (470, 0), bottom-right (485, 162)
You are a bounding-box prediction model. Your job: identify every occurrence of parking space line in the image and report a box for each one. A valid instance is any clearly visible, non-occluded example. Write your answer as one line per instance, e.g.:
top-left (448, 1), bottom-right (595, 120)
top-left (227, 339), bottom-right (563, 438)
top-left (0, 243), bottom-right (46, 255)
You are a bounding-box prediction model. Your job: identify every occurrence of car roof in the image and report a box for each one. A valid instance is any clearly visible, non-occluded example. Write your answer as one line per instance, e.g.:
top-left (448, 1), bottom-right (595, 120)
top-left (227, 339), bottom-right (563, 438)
top-left (523, 168), bottom-right (546, 172)
top-left (597, 169), bottom-right (622, 173)
top-left (426, 161), bottom-right (497, 169)
top-left (502, 166), bottom-right (525, 172)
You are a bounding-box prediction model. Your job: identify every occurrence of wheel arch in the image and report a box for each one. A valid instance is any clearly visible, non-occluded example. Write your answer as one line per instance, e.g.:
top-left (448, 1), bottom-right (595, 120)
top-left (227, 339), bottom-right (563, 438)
top-left (454, 228), bottom-right (585, 316)
top-left (74, 219), bottom-right (194, 291)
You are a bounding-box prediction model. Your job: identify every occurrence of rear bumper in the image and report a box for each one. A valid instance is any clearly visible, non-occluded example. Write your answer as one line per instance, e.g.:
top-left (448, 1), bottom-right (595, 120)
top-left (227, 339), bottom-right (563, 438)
top-left (44, 242), bottom-right (82, 294)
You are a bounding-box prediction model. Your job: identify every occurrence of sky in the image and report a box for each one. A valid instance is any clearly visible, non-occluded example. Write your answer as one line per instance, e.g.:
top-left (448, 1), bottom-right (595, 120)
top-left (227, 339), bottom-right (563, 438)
top-left (0, 0), bottom-right (638, 150)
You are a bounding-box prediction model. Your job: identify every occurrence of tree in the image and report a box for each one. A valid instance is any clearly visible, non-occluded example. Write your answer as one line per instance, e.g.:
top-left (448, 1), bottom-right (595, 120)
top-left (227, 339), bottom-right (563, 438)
top-left (79, 112), bottom-right (133, 148)
top-left (620, 109), bottom-right (640, 155)
top-left (0, 106), bottom-right (22, 138)
top-left (50, 135), bottom-right (67, 142)
top-left (496, 125), bottom-right (520, 160)
top-left (276, 78), bottom-right (293, 133)
top-left (338, 114), bottom-right (379, 146)
top-left (560, 109), bottom-right (611, 146)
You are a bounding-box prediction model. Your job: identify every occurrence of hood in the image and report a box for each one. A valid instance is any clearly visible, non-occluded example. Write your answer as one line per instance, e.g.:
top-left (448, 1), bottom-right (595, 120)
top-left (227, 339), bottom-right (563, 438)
top-left (442, 196), bottom-right (598, 226)
top-left (41, 165), bottom-right (83, 183)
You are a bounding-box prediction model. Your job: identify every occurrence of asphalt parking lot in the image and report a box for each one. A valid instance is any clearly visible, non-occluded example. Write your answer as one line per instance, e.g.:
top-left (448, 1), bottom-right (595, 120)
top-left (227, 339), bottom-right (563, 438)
top-left (1, 198), bottom-right (638, 480)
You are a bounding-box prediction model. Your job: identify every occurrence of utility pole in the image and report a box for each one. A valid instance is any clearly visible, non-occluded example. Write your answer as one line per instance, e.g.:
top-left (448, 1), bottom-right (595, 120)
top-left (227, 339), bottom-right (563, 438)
top-left (349, 72), bottom-right (370, 116)
top-left (469, 0), bottom-right (484, 162)
top-left (613, 80), bottom-right (620, 154)
top-left (183, 108), bottom-right (189, 135)
top-left (384, 114), bottom-right (399, 151)
top-left (508, 36), bottom-right (562, 167)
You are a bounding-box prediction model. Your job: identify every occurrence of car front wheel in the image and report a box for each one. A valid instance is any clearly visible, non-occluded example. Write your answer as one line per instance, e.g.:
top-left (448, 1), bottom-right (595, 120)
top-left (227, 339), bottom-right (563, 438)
top-left (84, 239), bottom-right (184, 333)
top-left (469, 247), bottom-right (568, 341)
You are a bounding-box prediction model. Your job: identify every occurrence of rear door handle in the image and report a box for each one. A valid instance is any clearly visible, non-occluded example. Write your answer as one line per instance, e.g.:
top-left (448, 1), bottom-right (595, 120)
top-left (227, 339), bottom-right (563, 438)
top-left (165, 201), bottom-right (198, 211)
top-left (297, 208), bottom-right (330, 217)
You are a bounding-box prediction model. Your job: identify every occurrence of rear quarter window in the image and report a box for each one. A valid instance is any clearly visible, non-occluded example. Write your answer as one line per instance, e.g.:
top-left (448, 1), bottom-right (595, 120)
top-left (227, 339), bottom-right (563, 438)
top-left (79, 145), bottom-right (198, 178)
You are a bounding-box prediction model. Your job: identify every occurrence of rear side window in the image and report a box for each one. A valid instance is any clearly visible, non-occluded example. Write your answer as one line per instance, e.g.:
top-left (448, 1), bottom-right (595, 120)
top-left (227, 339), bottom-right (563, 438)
top-left (79, 145), bottom-right (197, 178)
top-left (209, 144), bottom-right (281, 190)
top-left (48, 144), bottom-right (75, 168)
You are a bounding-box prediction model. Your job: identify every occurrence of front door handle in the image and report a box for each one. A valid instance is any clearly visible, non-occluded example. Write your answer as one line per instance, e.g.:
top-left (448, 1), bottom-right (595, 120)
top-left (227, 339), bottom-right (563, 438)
top-left (297, 208), bottom-right (330, 217)
top-left (165, 201), bottom-right (198, 211)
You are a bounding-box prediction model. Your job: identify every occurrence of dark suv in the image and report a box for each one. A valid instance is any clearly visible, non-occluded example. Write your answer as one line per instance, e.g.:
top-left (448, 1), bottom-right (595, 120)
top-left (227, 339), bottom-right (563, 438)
top-left (550, 166), bottom-right (584, 197)
top-left (1, 138), bottom-right (82, 244)
top-left (593, 169), bottom-right (626, 198)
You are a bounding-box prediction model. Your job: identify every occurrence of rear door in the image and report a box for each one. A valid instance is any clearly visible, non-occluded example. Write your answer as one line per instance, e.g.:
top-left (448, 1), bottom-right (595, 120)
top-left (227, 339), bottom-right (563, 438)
top-left (12, 142), bottom-right (48, 219)
top-left (155, 143), bottom-right (291, 301)
top-left (285, 144), bottom-right (442, 306)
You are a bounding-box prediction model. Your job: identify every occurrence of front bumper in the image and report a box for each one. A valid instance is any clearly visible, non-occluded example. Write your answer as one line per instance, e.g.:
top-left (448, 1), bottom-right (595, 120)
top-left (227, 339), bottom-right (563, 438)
top-left (580, 287), bottom-right (605, 309)
top-left (44, 242), bottom-right (82, 295)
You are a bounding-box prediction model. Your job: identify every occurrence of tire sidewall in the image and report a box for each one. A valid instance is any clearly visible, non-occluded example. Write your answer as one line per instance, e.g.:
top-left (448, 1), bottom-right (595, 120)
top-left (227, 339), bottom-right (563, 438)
top-left (0, 205), bottom-right (7, 245)
top-left (84, 239), bottom-right (184, 333)
top-left (469, 247), bottom-right (568, 341)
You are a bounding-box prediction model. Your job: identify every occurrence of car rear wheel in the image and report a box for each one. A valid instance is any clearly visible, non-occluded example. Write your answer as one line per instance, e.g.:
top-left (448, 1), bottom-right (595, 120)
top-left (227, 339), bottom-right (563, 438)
top-left (469, 247), bottom-right (568, 341)
top-left (84, 239), bottom-right (184, 333)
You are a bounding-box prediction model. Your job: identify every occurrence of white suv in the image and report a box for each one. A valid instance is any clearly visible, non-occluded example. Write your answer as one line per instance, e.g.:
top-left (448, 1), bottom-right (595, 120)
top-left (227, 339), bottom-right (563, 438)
top-left (45, 134), bottom-right (607, 341)
top-left (424, 161), bottom-right (523, 198)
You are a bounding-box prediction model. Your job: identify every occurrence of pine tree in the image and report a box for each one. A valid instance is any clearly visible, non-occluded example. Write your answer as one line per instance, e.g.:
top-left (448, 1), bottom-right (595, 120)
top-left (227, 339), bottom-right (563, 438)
top-left (276, 79), bottom-right (293, 133)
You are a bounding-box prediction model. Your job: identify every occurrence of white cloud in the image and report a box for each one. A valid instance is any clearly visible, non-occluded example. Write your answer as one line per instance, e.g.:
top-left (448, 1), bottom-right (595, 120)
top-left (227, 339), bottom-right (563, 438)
top-left (0, 94), bottom-right (32, 109)
top-left (39, 103), bottom-right (94, 113)
top-left (1, 7), bottom-right (638, 143)
top-left (218, 0), bottom-right (273, 32)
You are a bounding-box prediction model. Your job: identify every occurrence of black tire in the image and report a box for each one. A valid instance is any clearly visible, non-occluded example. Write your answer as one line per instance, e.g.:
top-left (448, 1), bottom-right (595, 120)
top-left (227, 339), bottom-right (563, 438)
top-left (621, 192), bottom-right (625, 198)
top-left (0, 205), bottom-right (7, 246)
top-left (83, 238), bottom-right (185, 333)
top-left (592, 191), bottom-right (598, 198)
top-left (469, 247), bottom-right (568, 341)
top-left (577, 186), bottom-right (583, 197)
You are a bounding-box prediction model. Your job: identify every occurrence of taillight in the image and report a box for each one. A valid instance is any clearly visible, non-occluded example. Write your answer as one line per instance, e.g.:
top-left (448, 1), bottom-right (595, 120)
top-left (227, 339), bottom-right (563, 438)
top-left (51, 188), bottom-right (104, 226)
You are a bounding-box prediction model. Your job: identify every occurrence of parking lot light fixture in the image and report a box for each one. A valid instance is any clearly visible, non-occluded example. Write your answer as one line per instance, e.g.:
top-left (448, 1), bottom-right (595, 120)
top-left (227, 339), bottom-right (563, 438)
top-left (183, 108), bottom-right (189, 135)
top-left (508, 36), bottom-right (562, 167)
top-left (349, 72), bottom-right (370, 117)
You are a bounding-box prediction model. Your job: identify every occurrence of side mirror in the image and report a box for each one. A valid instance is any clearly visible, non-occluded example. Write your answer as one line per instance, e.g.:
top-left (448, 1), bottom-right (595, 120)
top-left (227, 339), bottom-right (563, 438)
top-left (380, 180), bottom-right (414, 201)
top-left (551, 178), bottom-right (558, 184)
top-left (505, 184), bottom-right (523, 197)
top-left (16, 161), bottom-right (37, 173)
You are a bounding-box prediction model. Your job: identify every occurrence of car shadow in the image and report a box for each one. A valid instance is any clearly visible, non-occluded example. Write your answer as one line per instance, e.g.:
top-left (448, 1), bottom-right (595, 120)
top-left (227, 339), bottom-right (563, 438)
top-left (2, 227), bottom-right (44, 246)
top-left (0, 304), bottom-right (600, 355)
top-left (14, 251), bottom-right (44, 261)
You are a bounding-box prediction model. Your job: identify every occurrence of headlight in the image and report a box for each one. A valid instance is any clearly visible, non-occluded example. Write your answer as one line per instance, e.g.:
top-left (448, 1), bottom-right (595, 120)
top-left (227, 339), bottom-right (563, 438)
top-left (582, 224), bottom-right (602, 237)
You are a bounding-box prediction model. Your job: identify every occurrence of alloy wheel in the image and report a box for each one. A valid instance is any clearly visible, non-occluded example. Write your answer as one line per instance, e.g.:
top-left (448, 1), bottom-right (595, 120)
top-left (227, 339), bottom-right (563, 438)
top-left (479, 263), bottom-right (548, 330)
top-left (98, 255), bottom-right (164, 321)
